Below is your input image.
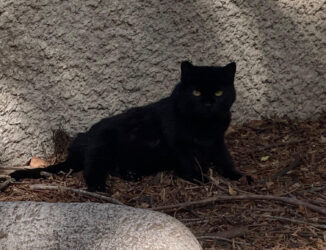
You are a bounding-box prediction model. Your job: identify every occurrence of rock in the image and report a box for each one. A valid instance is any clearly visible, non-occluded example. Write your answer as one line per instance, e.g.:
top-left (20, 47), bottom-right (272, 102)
top-left (0, 202), bottom-right (202, 250)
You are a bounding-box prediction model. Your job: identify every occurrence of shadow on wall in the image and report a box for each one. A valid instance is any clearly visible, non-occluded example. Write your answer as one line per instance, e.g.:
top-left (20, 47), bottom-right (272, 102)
top-left (231, 0), bottom-right (325, 116)
top-left (0, 0), bottom-right (222, 166)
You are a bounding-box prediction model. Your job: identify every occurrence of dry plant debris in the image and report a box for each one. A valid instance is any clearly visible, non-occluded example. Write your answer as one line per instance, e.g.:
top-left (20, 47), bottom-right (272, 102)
top-left (1, 115), bottom-right (326, 249)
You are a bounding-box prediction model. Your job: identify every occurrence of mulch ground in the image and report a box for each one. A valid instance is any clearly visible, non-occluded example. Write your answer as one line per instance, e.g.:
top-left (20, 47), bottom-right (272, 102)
top-left (1, 115), bottom-right (326, 249)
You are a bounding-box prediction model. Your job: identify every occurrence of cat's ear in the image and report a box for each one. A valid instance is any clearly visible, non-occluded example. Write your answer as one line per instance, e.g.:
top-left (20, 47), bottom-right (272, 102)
top-left (225, 62), bottom-right (236, 74)
top-left (181, 61), bottom-right (193, 83)
top-left (181, 61), bottom-right (193, 72)
top-left (224, 62), bottom-right (236, 80)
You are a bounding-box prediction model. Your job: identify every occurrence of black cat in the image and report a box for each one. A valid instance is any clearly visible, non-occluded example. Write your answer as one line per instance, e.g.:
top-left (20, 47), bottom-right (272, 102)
top-left (11, 61), bottom-right (251, 191)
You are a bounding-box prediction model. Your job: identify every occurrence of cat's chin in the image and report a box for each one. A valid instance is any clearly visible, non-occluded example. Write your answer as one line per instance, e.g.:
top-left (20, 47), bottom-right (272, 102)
top-left (194, 111), bottom-right (227, 121)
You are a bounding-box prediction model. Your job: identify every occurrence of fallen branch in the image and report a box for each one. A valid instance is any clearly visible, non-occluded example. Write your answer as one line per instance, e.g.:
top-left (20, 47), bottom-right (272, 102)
top-left (298, 231), bottom-right (325, 238)
top-left (153, 194), bottom-right (326, 216)
top-left (30, 184), bottom-right (124, 205)
top-left (299, 185), bottom-right (326, 193)
top-left (196, 235), bottom-right (250, 246)
top-left (272, 155), bottom-right (302, 179)
top-left (183, 218), bottom-right (211, 226)
top-left (196, 235), bottom-right (234, 243)
top-left (261, 215), bottom-right (326, 230)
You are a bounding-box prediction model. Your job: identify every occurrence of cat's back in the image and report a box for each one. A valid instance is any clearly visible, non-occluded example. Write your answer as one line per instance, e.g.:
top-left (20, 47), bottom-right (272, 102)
top-left (87, 97), bottom-right (172, 138)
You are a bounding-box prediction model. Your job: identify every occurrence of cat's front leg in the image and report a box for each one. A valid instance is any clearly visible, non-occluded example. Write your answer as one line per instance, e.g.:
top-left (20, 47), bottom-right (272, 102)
top-left (210, 143), bottom-right (253, 184)
top-left (84, 146), bottom-right (111, 192)
top-left (175, 150), bottom-right (208, 183)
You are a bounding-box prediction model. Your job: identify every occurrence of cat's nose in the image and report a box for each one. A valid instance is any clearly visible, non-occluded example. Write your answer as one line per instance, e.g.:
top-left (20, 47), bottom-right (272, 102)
top-left (204, 102), bottom-right (213, 107)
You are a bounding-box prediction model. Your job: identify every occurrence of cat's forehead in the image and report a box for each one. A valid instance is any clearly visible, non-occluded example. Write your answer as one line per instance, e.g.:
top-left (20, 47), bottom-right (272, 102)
top-left (181, 61), bottom-right (236, 88)
top-left (189, 66), bottom-right (224, 78)
top-left (186, 67), bottom-right (229, 87)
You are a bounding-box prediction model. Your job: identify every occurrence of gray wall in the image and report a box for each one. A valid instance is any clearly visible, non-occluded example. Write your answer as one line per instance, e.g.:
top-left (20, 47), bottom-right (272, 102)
top-left (0, 0), bottom-right (325, 167)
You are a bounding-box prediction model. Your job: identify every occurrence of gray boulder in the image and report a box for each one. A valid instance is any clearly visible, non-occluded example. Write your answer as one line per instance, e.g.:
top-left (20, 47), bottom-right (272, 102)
top-left (0, 202), bottom-right (202, 250)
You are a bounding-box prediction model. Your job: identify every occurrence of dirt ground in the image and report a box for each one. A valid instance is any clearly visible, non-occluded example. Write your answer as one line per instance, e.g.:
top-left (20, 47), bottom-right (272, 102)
top-left (1, 115), bottom-right (326, 249)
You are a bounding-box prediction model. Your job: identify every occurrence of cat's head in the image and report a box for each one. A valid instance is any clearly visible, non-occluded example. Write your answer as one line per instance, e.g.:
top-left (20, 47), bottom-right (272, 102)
top-left (174, 61), bottom-right (236, 120)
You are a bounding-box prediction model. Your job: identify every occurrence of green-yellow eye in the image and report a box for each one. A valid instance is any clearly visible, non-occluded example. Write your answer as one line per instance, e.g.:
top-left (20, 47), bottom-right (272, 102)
top-left (192, 90), bottom-right (201, 96)
top-left (215, 90), bottom-right (223, 97)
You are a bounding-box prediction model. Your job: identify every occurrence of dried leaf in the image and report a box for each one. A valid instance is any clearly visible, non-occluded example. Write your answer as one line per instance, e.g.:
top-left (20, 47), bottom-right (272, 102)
top-left (261, 156), bottom-right (270, 162)
top-left (320, 135), bottom-right (326, 144)
top-left (239, 175), bottom-right (248, 185)
top-left (161, 188), bottom-right (166, 202)
top-left (248, 120), bottom-right (265, 128)
top-left (228, 184), bottom-right (237, 196)
top-left (29, 156), bottom-right (48, 168)
top-left (111, 191), bottom-right (120, 199)
top-left (266, 181), bottom-right (274, 189)
top-left (291, 183), bottom-right (301, 188)
top-left (140, 202), bottom-right (149, 208)
top-left (300, 167), bottom-right (309, 172)
top-left (225, 126), bottom-right (236, 136)
top-left (298, 205), bottom-right (306, 214)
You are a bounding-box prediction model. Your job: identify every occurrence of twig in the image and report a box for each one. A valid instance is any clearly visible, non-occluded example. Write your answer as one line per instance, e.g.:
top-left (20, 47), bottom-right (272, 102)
top-left (40, 171), bottom-right (53, 178)
top-left (307, 218), bottom-right (326, 224)
top-left (246, 125), bottom-right (273, 133)
top-left (153, 194), bottom-right (326, 216)
top-left (309, 190), bottom-right (326, 202)
top-left (260, 215), bottom-right (326, 230)
top-left (30, 184), bottom-right (124, 205)
top-left (298, 185), bottom-right (326, 193)
top-left (196, 235), bottom-right (234, 243)
top-left (196, 235), bottom-right (250, 246)
top-left (0, 179), bottom-right (13, 192)
top-left (217, 177), bottom-right (254, 195)
top-left (183, 218), bottom-right (211, 226)
top-left (214, 226), bottom-right (249, 239)
top-left (272, 156), bottom-right (302, 179)
top-left (208, 171), bottom-right (254, 195)
top-left (208, 175), bottom-right (229, 194)
top-left (65, 168), bottom-right (73, 177)
top-left (194, 156), bottom-right (205, 183)
top-left (248, 139), bottom-right (305, 154)
top-left (298, 231), bottom-right (325, 238)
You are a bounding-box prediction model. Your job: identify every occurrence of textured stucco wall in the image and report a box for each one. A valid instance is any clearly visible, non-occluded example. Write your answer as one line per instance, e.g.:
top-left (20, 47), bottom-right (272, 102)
top-left (0, 0), bottom-right (325, 167)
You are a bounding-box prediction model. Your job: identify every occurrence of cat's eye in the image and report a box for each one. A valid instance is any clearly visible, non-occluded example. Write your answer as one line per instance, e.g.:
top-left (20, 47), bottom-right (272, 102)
top-left (192, 90), bottom-right (201, 96)
top-left (215, 91), bottom-right (223, 97)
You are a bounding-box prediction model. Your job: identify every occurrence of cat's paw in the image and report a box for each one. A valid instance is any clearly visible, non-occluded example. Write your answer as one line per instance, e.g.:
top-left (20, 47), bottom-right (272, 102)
top-left (87, 184), bottom-right (107, 192)
top-left (192, 175), bottom-right (209, 184)
top-left (220, 169), bottom-right (243, 181)
top-left (123, 171), bottom-right (141, 182)
top-left (246, 175), bottom-right (253, 185)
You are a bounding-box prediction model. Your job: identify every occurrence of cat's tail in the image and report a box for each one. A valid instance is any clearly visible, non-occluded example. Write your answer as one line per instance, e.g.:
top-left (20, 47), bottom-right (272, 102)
top-left (10, 160), bottom-right (79, 181)
top-left (10, 132), bottom-right (87, 181)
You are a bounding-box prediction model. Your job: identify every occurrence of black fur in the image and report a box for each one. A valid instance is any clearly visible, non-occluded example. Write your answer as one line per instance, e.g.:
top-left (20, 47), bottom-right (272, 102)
top-left (11, 61), bottom-right (251, 191)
